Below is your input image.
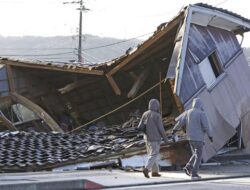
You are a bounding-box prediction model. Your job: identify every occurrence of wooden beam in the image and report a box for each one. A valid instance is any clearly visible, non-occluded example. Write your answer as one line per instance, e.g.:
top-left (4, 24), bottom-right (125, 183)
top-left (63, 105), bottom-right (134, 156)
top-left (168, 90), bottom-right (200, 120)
top-left (166, 79), bottom-right (184, 113)
top-left (11, 92), bottom-right (64, 133)
top-left (0, 95), bottom-right (12, 102)
top-left (129, 71), bottom-right (138, 82)
top-left (127, 66), bottom-right (150, 98)
top-left (106, 74), bottom-right (121, 95)
top-left (6, 65), bottom-right (15, 93)
top-left (40, 96), bottom-right (57, 120)
top-left (123, 35), bottom-right (175, 72)
top-left (0, 110), bottom-right (17, 131)
top-left (3, 60), bottom-right (104, 75)
top-left (159, 72), bottom-right (163, 115)
top-left (0, 96), bottom-right (12, 110)
top-left (107, 15), bottom-right (183, 76)
top-left (58, 78), bottom-right (98, 94)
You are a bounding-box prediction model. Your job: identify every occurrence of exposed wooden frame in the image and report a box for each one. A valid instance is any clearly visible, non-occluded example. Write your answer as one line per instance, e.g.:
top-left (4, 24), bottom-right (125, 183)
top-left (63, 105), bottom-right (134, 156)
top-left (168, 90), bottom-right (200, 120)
top-left (107, 14), bottom-right (184, 76)
top-left (3, 60), bottom-right (104, 76)
top-left (166, 79), bottom-right (184, 113)
top-left (11, 92), bottom-right (64, 133)
top-left (106, 74), bottom-right (121, 95)
top-left (127, 65), bottom-right (150, 98)
top-left (123, 34), bottom-right (176, 72)
top-left (58, 78), bottom-right (98, 94)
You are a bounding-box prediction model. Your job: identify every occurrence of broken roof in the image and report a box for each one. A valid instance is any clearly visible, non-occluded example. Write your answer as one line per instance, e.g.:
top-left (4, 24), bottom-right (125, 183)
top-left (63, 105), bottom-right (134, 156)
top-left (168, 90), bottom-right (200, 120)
top-left (0, 3), bottom-right (248, 171)
top-left (0, 57), bottom-right (104, 75)
top-left (0, 116), bottom-right (177, 172)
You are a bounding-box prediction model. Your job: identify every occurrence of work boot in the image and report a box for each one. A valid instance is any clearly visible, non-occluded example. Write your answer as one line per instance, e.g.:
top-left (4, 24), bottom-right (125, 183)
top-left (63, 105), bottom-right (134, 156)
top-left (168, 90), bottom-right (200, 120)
top-left (142, 168), bottom-right (150, 178)
top-left (151, 172), bottom-right (161, 177)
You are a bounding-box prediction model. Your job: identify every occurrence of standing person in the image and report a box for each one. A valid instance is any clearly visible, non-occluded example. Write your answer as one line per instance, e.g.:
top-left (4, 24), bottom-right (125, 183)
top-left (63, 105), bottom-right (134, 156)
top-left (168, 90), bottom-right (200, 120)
top-left (139, 99), bottom-right (168, 178)
top-left (172, 98), bottom-right (213, 180)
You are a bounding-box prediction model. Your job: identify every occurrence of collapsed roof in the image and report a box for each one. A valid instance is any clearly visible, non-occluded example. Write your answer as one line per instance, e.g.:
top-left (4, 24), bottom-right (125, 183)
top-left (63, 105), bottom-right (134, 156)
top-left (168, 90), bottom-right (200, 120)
top-left (0, 3), bottom-right (248, 133)
top-left (0, 3), bottom-right (250, 170)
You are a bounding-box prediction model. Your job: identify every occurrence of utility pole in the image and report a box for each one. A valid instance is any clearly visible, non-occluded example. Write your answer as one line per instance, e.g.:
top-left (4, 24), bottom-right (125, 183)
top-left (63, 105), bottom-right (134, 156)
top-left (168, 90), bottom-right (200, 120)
top-left (63, 0), bottom-right (89, 64)
top-left (78, 0), bottom-right (83, 64)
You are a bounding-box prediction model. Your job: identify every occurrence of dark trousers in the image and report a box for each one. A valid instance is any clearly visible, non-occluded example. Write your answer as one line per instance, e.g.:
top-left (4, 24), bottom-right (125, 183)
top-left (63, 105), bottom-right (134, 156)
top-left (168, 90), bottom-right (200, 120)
top-left (186, 140), bottom-right (203, 175)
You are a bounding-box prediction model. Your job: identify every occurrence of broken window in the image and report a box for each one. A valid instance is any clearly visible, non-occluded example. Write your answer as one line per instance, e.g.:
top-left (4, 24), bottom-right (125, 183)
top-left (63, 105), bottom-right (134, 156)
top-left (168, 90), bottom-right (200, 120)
top-left (198, 51), bottom-right (223, 88)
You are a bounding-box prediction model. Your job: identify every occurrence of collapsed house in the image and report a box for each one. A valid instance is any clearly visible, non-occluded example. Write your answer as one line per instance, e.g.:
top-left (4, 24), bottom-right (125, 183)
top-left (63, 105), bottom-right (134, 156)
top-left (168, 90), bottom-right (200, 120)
top-left (0, 3), bottom-right (250, 171)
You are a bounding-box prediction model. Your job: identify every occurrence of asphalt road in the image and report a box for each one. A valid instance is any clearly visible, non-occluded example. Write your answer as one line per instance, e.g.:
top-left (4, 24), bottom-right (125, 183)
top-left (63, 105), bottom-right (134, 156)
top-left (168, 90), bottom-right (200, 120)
top-left (105, 176), bottom-right (250, 190)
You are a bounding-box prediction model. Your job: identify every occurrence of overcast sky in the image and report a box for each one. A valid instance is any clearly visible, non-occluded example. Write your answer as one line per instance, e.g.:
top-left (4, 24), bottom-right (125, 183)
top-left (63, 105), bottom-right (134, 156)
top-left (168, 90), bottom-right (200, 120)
top-left (1, 0), bottom-right (250, 46)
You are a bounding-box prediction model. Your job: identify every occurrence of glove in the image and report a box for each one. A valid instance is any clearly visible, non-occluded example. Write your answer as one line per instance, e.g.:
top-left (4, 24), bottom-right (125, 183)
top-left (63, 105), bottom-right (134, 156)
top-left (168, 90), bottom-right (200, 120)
top-left (209, 136), bottom-right (213, 142)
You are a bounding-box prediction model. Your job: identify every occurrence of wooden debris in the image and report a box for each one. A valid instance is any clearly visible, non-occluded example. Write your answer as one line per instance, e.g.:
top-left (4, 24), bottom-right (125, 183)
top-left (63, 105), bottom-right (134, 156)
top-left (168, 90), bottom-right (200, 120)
top-left (106, 74), bottom-right (121, 95)
top-left (58, 78), bottom-right (98, 94)
top-left (11, 92), bottom-right (64, 133)
top-left (127, 66), bottom-right (150, 98)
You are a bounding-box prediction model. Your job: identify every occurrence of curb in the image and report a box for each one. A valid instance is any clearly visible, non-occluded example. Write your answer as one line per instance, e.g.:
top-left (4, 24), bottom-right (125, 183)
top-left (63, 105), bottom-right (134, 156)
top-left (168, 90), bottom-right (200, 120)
top-left (102, 174), bottom-right (250, 189)
top-left (0, 179), bottom-right (104, 190)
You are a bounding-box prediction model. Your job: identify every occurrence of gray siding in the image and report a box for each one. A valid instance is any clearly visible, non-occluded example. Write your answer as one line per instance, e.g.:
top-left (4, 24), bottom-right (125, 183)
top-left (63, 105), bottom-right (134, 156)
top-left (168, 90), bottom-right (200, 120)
top-left (180, 24), bottom-right (241, 103)
top-left (184, 53), bottom-right (250, 161)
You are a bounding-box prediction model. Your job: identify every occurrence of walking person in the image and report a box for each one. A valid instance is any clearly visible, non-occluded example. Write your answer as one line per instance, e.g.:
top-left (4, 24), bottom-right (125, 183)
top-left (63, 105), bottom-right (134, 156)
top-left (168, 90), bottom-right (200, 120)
top-left (139, 99), bottom-right (168, 178)
top-left (172, 98), bottom-right (213, 180)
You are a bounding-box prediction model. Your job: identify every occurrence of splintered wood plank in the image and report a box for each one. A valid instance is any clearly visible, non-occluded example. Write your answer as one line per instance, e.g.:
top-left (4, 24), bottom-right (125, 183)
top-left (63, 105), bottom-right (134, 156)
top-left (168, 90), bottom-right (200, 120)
top-left (127, 65), bottom-right (150, 98)
top-left (106, 74), bottom-right (121, 95)
top-left (11, 92), bottom-right (64, 133)
top-left (58, 78), bottom-right (97, 94)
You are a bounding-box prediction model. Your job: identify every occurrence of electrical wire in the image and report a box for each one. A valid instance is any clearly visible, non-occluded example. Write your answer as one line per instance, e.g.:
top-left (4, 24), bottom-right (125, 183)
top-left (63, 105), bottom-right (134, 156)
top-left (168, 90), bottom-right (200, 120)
top-left (81, 51), bottom-right (102, 62)
top-left (81, 32), bottom-right (151, 51)
top-left (0, 47), bottom-right (75, 50)
top-left (0, 32), bottom-right (150, 53)
top-left (0, 51), bottom-right (75, 57)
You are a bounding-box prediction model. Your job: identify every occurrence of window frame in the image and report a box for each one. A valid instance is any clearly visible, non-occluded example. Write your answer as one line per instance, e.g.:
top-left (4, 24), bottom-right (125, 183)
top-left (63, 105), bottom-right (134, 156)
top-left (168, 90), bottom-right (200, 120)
top-left (198, 51), bottom-right (225, 90)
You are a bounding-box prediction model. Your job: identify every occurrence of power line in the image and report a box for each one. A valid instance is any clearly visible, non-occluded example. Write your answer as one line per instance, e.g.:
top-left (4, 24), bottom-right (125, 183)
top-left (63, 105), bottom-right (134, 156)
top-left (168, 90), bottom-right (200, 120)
top-left (0, 32), bottom-right (151, 51)
top-left (81, 32), bottom-right (152, 51)
top-left (0, 51), bottom-right (75, 57)
top-left (81, 51), bottom-right (102, 62)
top-left (0, 47), bottom-right (75, 50)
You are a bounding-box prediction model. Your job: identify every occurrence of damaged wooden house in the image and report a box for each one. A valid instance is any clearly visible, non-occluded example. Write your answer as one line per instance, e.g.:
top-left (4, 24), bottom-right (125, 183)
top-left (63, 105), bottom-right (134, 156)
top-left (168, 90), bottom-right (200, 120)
top-left (0, 3), bottom-right (250, 171)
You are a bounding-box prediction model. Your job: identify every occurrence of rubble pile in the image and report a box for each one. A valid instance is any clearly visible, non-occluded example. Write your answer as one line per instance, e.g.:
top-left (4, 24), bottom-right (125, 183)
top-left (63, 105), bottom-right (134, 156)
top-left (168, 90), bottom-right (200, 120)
top-left (0, 116), bottom-right (176, 172)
